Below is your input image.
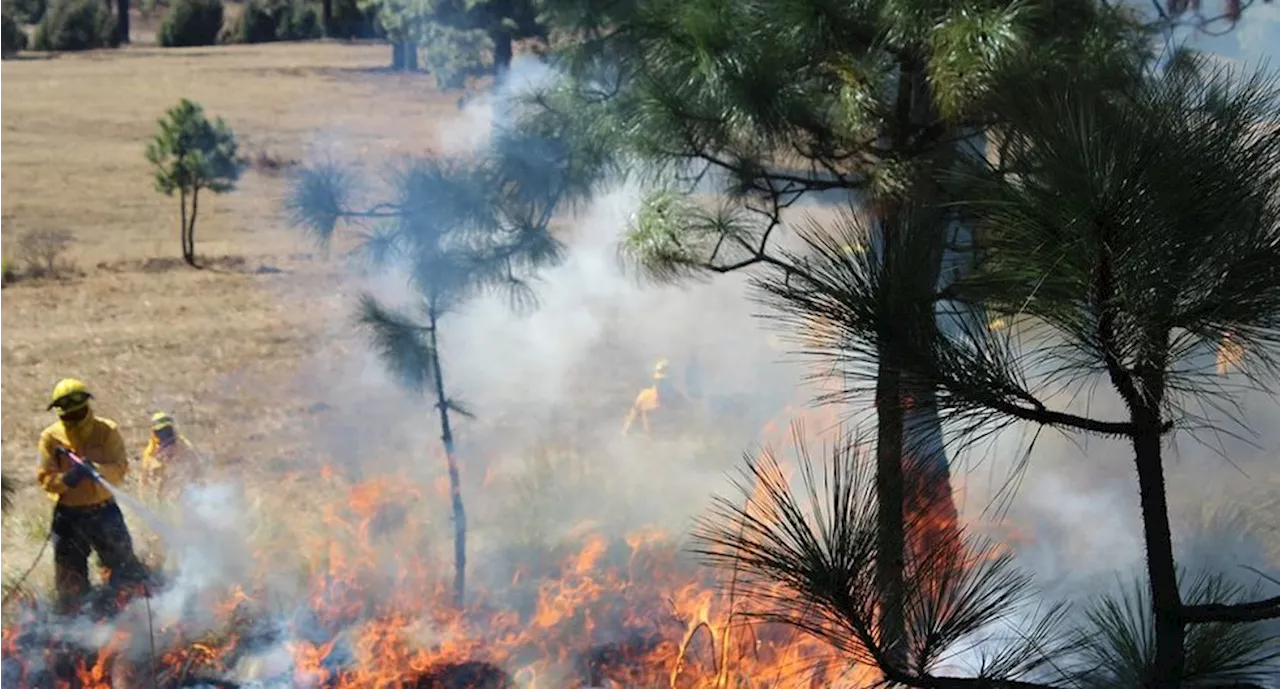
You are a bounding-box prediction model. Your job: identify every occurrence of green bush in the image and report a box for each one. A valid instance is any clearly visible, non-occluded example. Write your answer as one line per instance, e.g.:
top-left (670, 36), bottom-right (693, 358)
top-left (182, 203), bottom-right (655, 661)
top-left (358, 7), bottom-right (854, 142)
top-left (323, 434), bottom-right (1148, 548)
top-left (157, 0), bottom-right (222, 46)
top-left (420, 23), bottom-right (491, 89)
top-left (4, 0), bottom-right (46, 24)
top-left (229, 0), bottom-right (318, 43)
top-left (32, 0), bottom-right (116, 51)
top-left (2, 12), bottom-right (27, 56)
top-left (326, 0), bottom-right (378, 38)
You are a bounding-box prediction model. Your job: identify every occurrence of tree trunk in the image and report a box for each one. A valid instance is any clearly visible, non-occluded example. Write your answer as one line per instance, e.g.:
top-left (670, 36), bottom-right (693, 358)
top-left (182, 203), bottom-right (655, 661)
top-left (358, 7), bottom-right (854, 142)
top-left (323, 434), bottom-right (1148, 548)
top-left (404, 41), bottom-right (418, 71)
top-left (1133, 409), bottom-right (1183, 687)
top-left (184, 186), bottom-right (201, 269)
top-left (392, 41), bottom-right (419, 71)
top-left (874, 353), bottom-right (908, 667)
top-left (115, 0), bottom-right (129, 43)
top-left (869, 58), bottom-right (956, 669)
top-left (179, 188), bottom-right (189, 263)
top-left (902, 389), bottom-right (959, 555)
top-left (492, 29), bottom-right (512, 79)
top-left (428, 308), bottom-right (466, 608)
top-left (321, 0), bottom-right (332, 36)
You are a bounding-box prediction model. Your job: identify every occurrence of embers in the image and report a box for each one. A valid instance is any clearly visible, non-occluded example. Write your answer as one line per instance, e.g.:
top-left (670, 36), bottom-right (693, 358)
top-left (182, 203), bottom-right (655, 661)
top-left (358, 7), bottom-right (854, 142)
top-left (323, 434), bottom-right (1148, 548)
top-left (579, 632), bottom-right (667, 688)
top-left (408, 660), bottom-right (514, 689)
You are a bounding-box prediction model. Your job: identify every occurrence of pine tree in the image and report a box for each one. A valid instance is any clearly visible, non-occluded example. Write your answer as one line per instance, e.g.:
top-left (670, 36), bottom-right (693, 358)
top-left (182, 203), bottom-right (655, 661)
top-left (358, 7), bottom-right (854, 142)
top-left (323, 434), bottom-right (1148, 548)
top-left (145, 99), bottom-right (241, 269)
top-left (756, 52), bottom-right (1280, 686)
top-left (512, 0), bottom-right (1147, 661)
top-left (290, 130), bottom-right (578, 606)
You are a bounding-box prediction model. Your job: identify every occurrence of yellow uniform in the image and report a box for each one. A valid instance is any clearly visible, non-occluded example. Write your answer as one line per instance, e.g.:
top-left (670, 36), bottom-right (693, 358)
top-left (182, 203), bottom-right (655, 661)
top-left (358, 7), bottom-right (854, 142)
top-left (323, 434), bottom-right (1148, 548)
top-left (140, 412), bottom-right (194, 496)
top-left (38, 378), bottom-right (147, 615)
top-left (37, 411), bottom-right (127, 507)
top-left (621, 359), bottom-right (690, 437)
top-left (141, 435), bottom-right (193, 491)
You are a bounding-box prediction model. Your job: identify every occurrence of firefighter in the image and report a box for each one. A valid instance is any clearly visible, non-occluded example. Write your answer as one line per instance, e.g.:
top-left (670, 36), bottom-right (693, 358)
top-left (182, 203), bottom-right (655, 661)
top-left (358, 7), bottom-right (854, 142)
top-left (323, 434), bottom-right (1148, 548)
top-left (141, 411), bottom-right (195, 498)
top-left (36, 379), bottom-right (148, 616)
top-left (621, 358), bottom-right (692, 437)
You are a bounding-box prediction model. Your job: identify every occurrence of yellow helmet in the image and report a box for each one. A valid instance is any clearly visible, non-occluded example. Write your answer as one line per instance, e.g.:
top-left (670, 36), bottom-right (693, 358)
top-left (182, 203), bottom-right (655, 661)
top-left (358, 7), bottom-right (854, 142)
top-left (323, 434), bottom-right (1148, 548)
top-left (151, 412), bottom-right (175, 432)
top-left (652, 358), bottom-right (670, 380)
top-left (47, 378), bottom-right (93, 413)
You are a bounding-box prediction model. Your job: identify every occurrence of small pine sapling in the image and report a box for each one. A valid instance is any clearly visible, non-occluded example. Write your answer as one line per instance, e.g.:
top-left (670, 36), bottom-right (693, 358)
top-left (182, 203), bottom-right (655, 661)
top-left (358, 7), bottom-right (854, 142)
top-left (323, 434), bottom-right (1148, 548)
top-left (146, 99), bottom-right (241, 268)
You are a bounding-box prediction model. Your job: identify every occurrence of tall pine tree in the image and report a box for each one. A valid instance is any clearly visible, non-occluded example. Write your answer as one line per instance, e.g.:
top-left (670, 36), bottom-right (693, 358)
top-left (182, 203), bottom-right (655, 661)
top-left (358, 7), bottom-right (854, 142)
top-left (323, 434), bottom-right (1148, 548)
top-left (512, 0), bottom-right (1148, 659)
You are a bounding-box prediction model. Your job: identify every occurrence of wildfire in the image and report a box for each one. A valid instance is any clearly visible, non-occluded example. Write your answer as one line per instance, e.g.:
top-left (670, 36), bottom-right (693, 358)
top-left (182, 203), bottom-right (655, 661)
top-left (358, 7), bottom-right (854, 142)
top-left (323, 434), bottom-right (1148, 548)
top-left (0, 394), bottom-right (1010, 689)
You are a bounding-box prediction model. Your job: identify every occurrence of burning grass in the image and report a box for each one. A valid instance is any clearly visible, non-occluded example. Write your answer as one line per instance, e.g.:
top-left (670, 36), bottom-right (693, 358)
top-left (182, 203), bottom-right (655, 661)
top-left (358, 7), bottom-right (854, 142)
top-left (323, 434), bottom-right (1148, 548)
top-left (1, 434), bottom-right (869, 688)
top-left (4, 374), bottom-right (1072, 689)
top-left (6, 372), bottom-right (1277, 688)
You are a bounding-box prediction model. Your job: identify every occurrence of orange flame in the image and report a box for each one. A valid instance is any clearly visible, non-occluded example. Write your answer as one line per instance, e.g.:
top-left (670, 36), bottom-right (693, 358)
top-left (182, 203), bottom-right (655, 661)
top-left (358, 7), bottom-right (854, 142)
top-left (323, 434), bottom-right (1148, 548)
top-left (0, 389), bottom-right (1029, 689)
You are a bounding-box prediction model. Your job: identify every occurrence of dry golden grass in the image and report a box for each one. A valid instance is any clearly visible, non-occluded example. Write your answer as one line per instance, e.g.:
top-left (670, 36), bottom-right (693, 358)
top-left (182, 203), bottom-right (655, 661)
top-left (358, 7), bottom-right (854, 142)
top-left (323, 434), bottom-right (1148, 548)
top-left (1, 42), bottom-right (469, 262)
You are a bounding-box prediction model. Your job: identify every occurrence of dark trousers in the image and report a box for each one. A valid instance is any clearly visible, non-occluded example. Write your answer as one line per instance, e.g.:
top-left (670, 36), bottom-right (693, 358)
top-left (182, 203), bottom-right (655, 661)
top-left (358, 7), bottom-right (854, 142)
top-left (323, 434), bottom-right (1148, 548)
top-left (51, 501), bottom-right (147, 615)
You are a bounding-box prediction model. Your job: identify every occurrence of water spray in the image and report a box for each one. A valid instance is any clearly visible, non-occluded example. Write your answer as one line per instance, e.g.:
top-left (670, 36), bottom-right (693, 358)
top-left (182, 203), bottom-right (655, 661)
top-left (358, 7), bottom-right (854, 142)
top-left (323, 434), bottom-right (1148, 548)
top-left (62, 448), bottom-right (179, 542)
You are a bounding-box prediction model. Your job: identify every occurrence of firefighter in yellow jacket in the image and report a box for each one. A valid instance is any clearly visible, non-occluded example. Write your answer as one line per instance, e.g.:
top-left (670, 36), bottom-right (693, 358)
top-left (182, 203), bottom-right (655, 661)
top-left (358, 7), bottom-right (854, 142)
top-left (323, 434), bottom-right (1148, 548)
top-left (621, 358), bottom-right (692, 437)
top-left (141, 411), bottom-right (196, 498)
top-left (36, 379), bottom-right (148, 615)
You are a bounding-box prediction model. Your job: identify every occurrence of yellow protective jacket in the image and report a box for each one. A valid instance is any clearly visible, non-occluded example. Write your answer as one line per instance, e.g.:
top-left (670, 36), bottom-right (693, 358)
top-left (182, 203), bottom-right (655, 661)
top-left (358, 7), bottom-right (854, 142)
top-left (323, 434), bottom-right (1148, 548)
top-left (141, 434), bottom-right (190, 485)
top-left (37, 409), bottom-right (128, 507)
top-left (621, 378), bottom-right (688, 437)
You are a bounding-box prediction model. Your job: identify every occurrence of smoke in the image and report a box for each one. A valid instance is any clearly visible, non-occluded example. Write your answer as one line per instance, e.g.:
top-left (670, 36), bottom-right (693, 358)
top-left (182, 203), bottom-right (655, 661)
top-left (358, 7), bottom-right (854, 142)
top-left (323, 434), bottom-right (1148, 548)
top-left (951, 370), bottom-right (1280, 682)
top-left (270, 53), bottom-right (821, 545)
top-left (12, 51), bottom-right (1278, 688)
top-left (215, 51), bottom-right (1280, 675)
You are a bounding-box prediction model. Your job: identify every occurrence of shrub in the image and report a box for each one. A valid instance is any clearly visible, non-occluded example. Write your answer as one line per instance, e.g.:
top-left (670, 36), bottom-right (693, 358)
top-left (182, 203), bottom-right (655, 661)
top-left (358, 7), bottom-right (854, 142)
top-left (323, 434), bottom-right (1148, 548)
top-left (326, 0), bottom-right (379, 38)
top-left (4, 0), bottom-right (47, 25)
top-left (420, 24), bottom-right (491, 90)
top-left (32, 0), bottom-right (116, 51)
top-left (157, 0), bottom-right (222, 46)
top-left (2, 12), bottom-right (27, 56)
top-left (18, 229), bottom-right (76, 278)
top-left (229, 0), bottom-right (318, 43)
top-left (137, 0), bottom-right (166, 20)
top-left (1, 256), bottom-right (16, 285)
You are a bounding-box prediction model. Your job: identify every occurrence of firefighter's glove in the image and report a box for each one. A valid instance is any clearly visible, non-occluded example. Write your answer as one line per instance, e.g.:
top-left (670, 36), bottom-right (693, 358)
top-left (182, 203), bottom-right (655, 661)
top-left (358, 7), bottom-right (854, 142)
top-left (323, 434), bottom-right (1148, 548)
top-left (63, 461), bottom-right (93, 488)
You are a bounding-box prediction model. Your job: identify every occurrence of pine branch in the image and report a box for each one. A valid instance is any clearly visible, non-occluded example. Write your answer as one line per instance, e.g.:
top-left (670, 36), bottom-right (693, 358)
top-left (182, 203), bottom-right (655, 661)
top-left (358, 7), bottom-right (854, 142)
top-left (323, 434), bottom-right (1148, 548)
top-left (692, 426), bottom-right (1071, 689)
top-left (357, 294), bottom-right (436, 393)
top-left (1183, 596), bottom-right (1280, 624)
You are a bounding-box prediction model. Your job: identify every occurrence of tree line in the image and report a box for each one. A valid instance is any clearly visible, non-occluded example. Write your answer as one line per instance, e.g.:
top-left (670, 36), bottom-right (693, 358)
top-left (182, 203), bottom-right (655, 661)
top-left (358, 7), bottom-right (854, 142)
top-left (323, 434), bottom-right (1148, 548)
top-left (1, 0), bottom-right (542, 83)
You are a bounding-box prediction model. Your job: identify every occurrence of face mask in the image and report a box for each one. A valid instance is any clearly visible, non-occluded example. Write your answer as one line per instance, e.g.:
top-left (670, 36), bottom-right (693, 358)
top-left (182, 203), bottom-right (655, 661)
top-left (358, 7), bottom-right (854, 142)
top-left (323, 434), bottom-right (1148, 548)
top-left (59, 406), bottom-right (91, 426)
top-left (155, 427), bottom-right (177, 445)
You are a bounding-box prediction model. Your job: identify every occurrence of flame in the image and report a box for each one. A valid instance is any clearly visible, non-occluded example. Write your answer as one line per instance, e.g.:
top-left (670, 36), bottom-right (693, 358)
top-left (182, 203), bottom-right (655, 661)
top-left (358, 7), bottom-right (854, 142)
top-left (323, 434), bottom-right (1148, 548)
top-left (1, 390), bottom-right (1020, 688)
